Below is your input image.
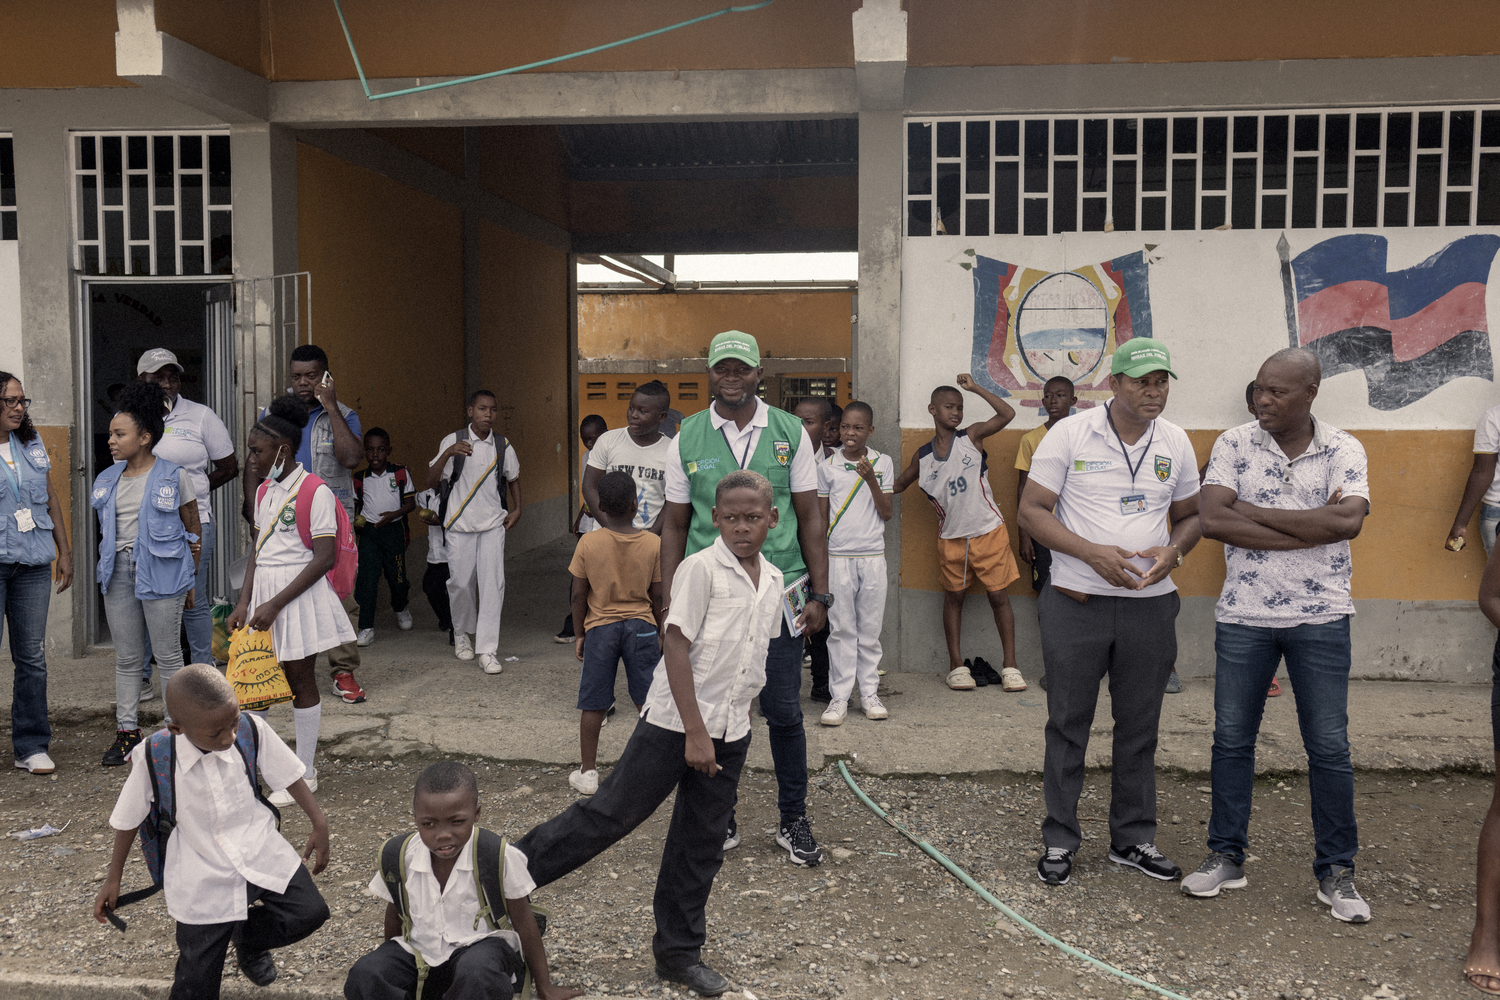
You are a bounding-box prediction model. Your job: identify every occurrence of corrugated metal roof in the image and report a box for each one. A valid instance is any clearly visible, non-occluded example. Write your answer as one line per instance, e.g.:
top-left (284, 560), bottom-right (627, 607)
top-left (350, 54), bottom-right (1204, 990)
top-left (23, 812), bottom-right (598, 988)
top-left (560, 119), bottom-right (858, 181)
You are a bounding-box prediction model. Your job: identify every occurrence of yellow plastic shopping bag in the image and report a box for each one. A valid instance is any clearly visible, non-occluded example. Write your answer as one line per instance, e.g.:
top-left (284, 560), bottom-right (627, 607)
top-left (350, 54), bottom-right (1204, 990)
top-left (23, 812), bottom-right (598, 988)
top-left (211, 601), bottom-right (233, 663)
top-left (225, 628), bottom-right (293, 711)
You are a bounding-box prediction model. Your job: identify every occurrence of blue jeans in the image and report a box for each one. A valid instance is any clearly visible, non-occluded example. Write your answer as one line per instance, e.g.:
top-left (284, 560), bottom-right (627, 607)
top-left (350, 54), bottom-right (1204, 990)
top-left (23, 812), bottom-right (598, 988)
top-left (143, 518), bottom-right (215, 678)
top-left (758, 621), bottom-right (810, 824)
top-left (103, 550), bottom-right (186, 730)
top-left (1, 562), bottom-right (52, 760)
top-left (1209, 617), bottom-right (1357, 881)
top-left (1482, 503), bottom-right (1500, 556)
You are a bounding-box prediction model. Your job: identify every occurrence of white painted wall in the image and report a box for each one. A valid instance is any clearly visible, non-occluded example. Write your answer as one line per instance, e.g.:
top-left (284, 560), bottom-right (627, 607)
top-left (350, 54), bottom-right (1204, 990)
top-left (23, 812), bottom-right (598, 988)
top-left (901, 229), bottom-right (1500, 431)
top-left (0, 242), bottom-right (21, 380)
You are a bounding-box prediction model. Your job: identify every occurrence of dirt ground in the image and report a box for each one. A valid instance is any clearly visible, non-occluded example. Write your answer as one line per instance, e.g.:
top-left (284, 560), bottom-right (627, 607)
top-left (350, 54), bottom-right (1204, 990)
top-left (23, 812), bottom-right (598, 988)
top-left (0, 721), bottom-right (1484, 1000)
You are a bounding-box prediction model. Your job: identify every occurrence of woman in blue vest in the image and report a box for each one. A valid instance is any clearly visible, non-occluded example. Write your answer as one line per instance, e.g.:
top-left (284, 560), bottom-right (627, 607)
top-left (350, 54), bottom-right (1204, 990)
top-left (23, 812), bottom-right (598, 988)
top-left (91, 380), bottom-right (201, 767)
top-left (0, 371), bottom-right (73, 776)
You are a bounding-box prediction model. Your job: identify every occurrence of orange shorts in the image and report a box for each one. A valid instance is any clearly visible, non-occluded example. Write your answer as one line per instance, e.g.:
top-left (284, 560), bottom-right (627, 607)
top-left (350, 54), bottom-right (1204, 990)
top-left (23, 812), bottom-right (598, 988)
top-left (938, 524), bottom-right (1021, 593)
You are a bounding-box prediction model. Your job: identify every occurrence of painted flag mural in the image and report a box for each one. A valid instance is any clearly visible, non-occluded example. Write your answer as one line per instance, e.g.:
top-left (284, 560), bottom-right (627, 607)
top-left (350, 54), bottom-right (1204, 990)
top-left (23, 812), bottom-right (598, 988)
top-left (969, 250), bottom-right (1154, 408)
top-left (1290, 233), bottom-right (1500, 411)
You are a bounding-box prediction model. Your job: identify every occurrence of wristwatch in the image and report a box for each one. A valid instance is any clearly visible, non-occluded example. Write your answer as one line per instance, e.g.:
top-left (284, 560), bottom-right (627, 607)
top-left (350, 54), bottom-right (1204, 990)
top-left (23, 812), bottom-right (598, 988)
top-left (808, 592), bottom-right (835, 608)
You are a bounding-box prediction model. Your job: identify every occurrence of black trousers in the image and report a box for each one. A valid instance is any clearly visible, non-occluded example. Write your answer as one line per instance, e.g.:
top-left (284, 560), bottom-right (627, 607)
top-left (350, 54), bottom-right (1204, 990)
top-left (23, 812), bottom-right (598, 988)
top-left (356, 521), bottom-right (411, 629)
top-left (344, 937), bottom-right (521, 1000)
top-left (807, 623), bottom-right (830, 692)
top-left (422, 561), bottom-right (452, 632)
top-left (515, 718), bottom-right (749, 969)
top-left (171, 864), bottom-right (329, 1000)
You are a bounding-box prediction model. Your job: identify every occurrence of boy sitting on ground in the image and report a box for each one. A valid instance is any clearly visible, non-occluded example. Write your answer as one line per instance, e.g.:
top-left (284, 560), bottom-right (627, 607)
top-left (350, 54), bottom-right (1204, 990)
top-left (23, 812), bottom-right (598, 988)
top-left (345, 762), bottom-right (578, 1000)
top-left (568, 470), bottom-right (664, 796)
top-left (893, 374), bottom-right (1027, 692)
top-left (93, 663), bottom-right (330, 1000)
top-left (515, 471), bottom-right (789, 998)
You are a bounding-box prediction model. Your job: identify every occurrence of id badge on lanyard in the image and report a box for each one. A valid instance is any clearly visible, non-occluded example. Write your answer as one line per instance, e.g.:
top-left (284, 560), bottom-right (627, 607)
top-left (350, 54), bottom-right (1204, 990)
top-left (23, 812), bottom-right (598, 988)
top-left (1119, 494), bottom-right (1147, 515)
top-left (1, 451), bottom-right (31, 533)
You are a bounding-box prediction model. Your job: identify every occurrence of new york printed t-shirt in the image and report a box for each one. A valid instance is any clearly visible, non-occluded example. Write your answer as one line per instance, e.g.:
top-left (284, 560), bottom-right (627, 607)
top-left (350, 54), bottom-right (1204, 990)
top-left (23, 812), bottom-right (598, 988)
top-left (587, 428), bottom-right (672, 529)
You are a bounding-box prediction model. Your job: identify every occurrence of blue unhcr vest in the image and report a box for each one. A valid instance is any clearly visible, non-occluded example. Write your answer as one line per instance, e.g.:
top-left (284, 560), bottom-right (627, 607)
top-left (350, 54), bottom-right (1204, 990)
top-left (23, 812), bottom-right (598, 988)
top-left (0, 432), bottom-right (57, 566)
top-left (91, 458), bottom-right (197, 600)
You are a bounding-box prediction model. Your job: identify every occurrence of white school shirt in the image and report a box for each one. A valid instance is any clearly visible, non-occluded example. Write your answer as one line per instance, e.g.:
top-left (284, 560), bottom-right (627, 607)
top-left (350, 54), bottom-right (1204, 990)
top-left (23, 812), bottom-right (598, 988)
top-left (154, 396), bottom-right (234, 524)
top-left (360, 468), bottom-right (408, 519)
top-left (416, 488), bottom-right (448, 564)
top-left (1025, 402), bottom-right (1199, 598)
top-left (638, 537), bottom-right (783, 742)
top-left (588, 428), bottom-right (672, 529)
top-left (663, 398), bottom-right (818, 504)
top-left (430, 427), bottom-right (519, 534)
top-left (577, 449), bottom-right (598, 533)
top-left (914, 430), bottom-right (1004, 539)
top-left (1474, 403), bottom-right (1500, 506)
top-left (368, 833), bottom-right (536, 965)
top-left (254, 465), bottom-right (339, 569)
top-left (107, 714), bottom-right (307, 924)
top-left (817, 448), bottom-right (893, 557)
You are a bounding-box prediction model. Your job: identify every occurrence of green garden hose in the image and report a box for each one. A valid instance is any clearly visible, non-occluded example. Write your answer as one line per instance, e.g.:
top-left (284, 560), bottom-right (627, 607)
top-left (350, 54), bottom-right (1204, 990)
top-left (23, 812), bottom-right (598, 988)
top-left (837, 761), bottom-right (1193, 1000)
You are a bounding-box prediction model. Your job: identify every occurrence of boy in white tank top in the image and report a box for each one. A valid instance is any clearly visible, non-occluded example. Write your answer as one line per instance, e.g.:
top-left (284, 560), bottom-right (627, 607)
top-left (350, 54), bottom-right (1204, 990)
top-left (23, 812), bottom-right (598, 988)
top-left (893, 375), bottom-right (1027, 692)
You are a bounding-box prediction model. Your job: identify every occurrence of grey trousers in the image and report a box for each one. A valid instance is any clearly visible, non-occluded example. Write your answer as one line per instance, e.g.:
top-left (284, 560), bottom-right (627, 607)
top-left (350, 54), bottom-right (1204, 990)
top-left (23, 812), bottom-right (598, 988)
top-left (103, 549), bottom-right (186, 730)
top-left (1037, 583), bottom-right (1180, 853)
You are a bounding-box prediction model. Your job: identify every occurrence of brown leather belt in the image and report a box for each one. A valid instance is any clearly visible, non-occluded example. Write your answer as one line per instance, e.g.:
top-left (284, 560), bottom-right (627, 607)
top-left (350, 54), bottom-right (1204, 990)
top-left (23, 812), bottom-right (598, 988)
top-left (1053, 586), bottom-right (1090, 605)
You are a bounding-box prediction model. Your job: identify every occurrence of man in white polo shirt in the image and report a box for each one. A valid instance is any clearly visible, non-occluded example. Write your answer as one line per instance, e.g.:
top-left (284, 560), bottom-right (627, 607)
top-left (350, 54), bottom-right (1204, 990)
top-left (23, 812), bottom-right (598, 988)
top-left (1018, 338), bottom-right (1202, 888)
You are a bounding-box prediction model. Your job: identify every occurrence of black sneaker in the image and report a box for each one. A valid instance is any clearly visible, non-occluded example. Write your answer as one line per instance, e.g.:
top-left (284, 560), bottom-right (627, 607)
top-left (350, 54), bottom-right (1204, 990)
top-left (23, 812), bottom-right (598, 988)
top-left (554, 629), bottom-right (575, 643)
top-left (235, 945), bottom-right (278, 987)
top-left (777, 815), bottom-right (823, 866)
top-left (723, 817), bottom-right (741, 852)
top-left (1109, 842), bottom-right (1183, 881)
top-left (974, 656), bottom-right (1004, 686)
top-left (809, 685), bottom-right (832, 704)
top-left (446, 628), bottom-right (454, 646)
top-left (655, 960), bottom-right (729, 997)
top-left (1037, 847), bottom-right (1074, 885)
top-left (966, 657), bottom-right (989, 687)
top-left (101, 729), bottom-right (143, 767)
top-left (1039, 673), bottom-right (1048, 691)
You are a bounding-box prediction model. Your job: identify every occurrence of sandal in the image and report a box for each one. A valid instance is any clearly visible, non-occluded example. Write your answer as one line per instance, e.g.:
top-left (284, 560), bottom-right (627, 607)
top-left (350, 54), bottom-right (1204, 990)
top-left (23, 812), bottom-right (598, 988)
top-left (946, 666), bottom-right (977, 690)
top-left (1466, 966), bottom-right (1500, 995)
top-left (1267, 677), bottom-right (1282, 698)
top-left (1000, 666), bottom-right (1028, 692)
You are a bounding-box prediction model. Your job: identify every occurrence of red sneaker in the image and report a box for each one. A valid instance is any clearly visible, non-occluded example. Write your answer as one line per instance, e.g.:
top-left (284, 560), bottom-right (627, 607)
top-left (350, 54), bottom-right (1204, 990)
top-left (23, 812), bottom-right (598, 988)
top-left (1267, 677), bottom-right (1282, 698)
top-left (333, 671), bottom-right (366, 704)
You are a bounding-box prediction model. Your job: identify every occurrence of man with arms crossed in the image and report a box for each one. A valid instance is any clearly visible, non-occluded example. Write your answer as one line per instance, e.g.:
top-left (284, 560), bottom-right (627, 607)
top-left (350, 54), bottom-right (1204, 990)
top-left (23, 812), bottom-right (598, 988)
top-left (659, 331), bottom-right (830, 866)
top-left (1184, 348), bottom-right (1371, 923)
top-left (1018, 338), bottom-right (1201, 887)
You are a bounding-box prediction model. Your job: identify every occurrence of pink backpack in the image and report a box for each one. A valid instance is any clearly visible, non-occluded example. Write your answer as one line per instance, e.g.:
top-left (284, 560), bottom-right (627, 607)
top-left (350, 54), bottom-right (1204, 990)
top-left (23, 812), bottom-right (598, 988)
top-left (256, 473), bottom-right (358, 600)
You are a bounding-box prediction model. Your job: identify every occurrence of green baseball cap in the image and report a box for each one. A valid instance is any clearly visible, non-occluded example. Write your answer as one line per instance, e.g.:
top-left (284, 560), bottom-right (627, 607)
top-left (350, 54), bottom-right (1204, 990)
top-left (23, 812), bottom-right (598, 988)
top-left (1110, 338), bottom-right (1178, 379)
top-left (707, 330), bottom-right (761, 368)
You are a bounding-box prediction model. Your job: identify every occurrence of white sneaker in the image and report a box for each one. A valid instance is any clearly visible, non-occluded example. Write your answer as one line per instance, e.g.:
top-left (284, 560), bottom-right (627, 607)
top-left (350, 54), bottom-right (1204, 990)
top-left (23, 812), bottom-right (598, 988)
top-left (357, 628), bottom-right (375, 647)
top-left (479, 653), bottom-right (503, 675)
top-left (455, 635), bottom-right (475, 661)
top-left (569, 768), bottom-right (599, 795)
top-left (14, 752), bottom-right (55, 774)
top-left (820, 699), bottom-right (848, 726)
top-left (862, 695), bottom-right (889, 720)
top-left (270, 769), bottom-right (317, 807)
top-left (396, 609), bottom-right (413, 631)
top-left (139, 679), bottom-right (155, 703)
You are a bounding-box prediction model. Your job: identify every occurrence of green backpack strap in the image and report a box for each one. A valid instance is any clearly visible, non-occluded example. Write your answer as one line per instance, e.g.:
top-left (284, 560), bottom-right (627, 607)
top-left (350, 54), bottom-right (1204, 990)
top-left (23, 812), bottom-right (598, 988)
top-left (379, 832), bottom-right (434, 1000)
top-left (471, 829), bottom-right (546, 1000)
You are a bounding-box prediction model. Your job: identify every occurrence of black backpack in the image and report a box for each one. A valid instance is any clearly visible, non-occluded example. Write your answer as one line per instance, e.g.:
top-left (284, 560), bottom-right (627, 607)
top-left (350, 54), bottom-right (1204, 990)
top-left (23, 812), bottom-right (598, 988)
top-left (436, 427), bottom-right (510, 538)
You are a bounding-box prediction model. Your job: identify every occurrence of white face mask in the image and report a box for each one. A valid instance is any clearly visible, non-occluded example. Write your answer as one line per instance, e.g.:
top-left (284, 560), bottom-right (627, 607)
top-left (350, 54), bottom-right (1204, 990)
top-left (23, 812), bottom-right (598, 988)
top-left (267, 445), bottom-right (288, 481)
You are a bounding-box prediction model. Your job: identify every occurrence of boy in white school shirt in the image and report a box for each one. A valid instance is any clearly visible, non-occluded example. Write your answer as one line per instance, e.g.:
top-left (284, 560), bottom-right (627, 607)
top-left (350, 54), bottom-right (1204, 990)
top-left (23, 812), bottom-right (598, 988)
top-left (93, 664), bottom-right (330, 1000)
top-left (816, 401), bottom-right (894, 725)
top-left (428, 390), bottom-right (521, 675)
top-left (345, 762), bottom-right (577, 1000)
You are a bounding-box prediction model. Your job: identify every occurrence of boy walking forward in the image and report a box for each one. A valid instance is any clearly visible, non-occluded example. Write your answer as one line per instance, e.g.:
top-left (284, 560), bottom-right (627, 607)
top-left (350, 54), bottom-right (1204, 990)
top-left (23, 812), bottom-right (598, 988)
top-left (93, 664), bottom-right (330, 1000)
top-left (345, 762), bottom-right (577, 1000)
top-left (893, 374), bottom-right (1027, 692)
top-left (567, 470), bottom-right (664, 795)
top-left (354, 427), bottom-right (416, 646)
top-left (816, 401), bottom-right (894, 725)
top-left (516, 471), bottom-right (786, 998)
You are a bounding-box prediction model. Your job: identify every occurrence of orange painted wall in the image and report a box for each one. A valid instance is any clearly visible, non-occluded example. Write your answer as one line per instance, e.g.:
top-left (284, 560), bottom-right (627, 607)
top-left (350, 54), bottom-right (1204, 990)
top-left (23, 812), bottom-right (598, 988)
top-left (578, 290), bottom-right (854, 360)
top-left (367, 128), bottom-right (466, 179)
top-left (899, 427), bottom-right (1488, 602)
top-left (469, 127), bottom-right (571, 231)
top-left (295, 143), bottom-right (465, 477)
top-left (474, 219), bottom-right (571, 505)
top-left (36, 426), bottom-right (73, 560)
top-left (907, 0), bottom-right (1500, 66)
top-left (0, 0), bottom-right (130, 88)
top-left (155, 0), bottom-right (264, 76)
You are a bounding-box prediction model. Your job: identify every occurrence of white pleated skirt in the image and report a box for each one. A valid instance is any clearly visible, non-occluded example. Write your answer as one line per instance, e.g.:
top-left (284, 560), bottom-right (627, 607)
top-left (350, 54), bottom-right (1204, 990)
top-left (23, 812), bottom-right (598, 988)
top-left (249, 564), bottom-right (356, 662)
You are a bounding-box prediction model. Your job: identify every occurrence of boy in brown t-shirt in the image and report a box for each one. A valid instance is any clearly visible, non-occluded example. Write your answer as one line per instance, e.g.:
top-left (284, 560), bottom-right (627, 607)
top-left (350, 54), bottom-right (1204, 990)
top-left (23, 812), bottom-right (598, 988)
top-left (567, 470), bottom-right (664, 795)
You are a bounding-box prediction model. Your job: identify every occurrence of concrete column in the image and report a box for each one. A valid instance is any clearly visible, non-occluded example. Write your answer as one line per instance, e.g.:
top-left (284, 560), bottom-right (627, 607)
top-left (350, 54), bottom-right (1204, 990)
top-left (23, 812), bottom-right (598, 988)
top-left (853, 0), bottom-right (907, 665)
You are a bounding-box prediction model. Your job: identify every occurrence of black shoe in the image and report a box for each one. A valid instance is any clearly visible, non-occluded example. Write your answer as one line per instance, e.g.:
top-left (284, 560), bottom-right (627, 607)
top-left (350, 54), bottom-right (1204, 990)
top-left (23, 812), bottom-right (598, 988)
top-left (554, 629), bottom-right (575, 643)
top-left (777, 815), bottom-right (823, 866)
top-left (1164, 670), bottom-right (1183, 694)
top-left (446, 628), bottom-right (454, 646)
top-left (966, 657), bottom-right (988, 687)
top-left (1038, 673), bottom-right (1048, 691)
top-left (1109, 842), bottom-right (1183, 881)
top-left (809, 685), bottom-right (832, 704)
top-left (723, 817), bottom-right (741, 852)
top-left (235, 945), bottom-right (278, 987)
top-left (974, 656), bottom-right (1004, 686)
top-left (102, 729), bottom-right (143, 767)
top-left (655, 961), bottom-right (730, 996)
top-left (1037, 847), bottom-right (1074, 885)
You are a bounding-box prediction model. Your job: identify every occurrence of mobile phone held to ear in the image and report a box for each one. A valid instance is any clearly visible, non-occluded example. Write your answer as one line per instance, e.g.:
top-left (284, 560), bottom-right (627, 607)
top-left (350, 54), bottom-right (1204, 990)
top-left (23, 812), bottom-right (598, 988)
top-left (321, 371), bottom-right (334, 388)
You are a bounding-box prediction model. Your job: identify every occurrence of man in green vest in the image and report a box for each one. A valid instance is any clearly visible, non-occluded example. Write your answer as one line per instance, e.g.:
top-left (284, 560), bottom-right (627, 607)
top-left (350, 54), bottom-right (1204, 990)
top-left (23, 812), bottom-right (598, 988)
top-left (660, 331), bottom-right (831, 867)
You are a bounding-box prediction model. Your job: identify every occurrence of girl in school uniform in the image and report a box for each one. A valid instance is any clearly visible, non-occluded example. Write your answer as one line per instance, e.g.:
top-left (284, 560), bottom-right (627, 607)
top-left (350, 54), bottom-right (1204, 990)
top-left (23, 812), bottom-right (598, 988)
top-left (228, 395), bottom-right (356, 805)
top-left (91, 380), bottom-right (200, 767)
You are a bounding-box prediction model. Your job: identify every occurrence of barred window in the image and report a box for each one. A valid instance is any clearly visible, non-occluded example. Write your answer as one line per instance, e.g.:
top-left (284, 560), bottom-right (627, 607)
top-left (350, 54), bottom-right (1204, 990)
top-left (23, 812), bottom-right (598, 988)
top-left (906, 109), bottom-right (1500, 237)
top-left (72, 132), bottom-right (232, 276)
top-left (1, 136), bottom-right (15, 241)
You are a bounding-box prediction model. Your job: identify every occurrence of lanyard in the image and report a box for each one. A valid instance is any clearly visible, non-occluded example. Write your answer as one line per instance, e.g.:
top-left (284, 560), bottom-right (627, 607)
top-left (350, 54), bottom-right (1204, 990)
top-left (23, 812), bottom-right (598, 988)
top-left (1105, 402), bottom-right (1154, 486)
top-left (0, 435), bottom-right (24, 504)
top-left (720, 425), bottom-right (755, 470)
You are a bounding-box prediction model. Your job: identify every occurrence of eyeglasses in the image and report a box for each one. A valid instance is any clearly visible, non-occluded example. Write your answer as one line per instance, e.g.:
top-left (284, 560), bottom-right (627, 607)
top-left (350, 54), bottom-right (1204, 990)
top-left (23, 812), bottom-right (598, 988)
top-left (0, 397), bottom-right (30, 410)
